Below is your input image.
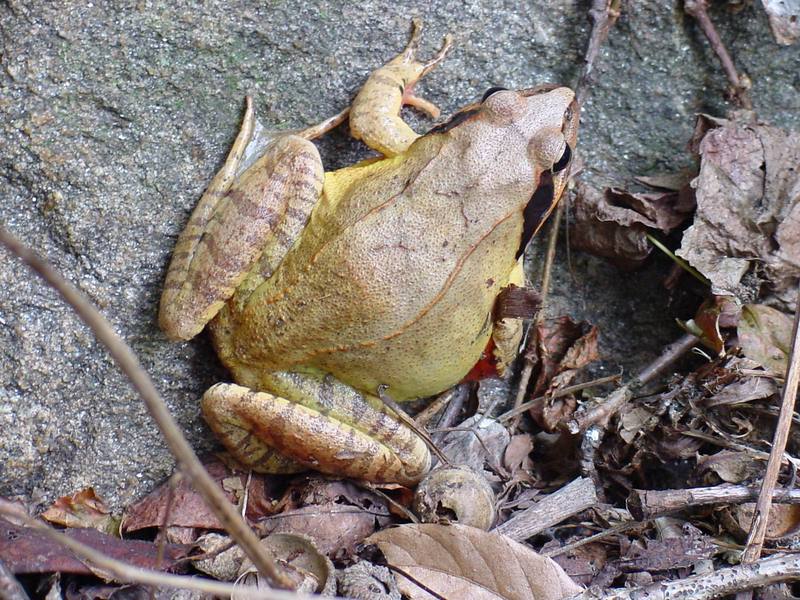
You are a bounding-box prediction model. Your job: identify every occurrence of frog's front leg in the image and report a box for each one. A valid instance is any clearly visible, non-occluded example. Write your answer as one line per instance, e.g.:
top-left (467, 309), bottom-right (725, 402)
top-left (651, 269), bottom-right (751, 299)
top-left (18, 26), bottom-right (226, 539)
top-left (159, 100), bottom-right (324, 341)
top-left (201, 372), bottom-right (431, 485)
top-left (349, 18), bottom-right (452, 157)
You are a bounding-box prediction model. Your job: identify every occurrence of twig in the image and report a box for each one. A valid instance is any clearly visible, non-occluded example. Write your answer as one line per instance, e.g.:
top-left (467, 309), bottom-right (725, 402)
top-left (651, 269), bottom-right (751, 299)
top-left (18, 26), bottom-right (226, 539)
top-left (575, 0), bottom-right (622, 106)
top-left (0, 227), bottom-right (292, 590)
top-left (628, 484), bottom-right (800, 521)
top-left (498, 373), bottom-right (621, 423)
top-left (569, 552), bottom-right (800, 600)
top-left (544, 519), bottom-right (640, 558)
top-left (684, 0), bottom-right (753, 109)
top-left (0, 502), bottom-right (304, 600)
top-left (568, 333), bottom-right (698, 434)
top-left (509, 203), bottom-right (564, 432)
top-left (742, 290), bottom-right (800, 563)
top-left (0, 557), bottom-right (30, 600)
top-left (492, 477), bottom-right (598, 542)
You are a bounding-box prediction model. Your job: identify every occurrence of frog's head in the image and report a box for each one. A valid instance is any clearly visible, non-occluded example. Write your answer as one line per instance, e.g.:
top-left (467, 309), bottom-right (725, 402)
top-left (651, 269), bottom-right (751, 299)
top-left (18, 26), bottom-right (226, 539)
top-left (428, 85), bottom-right (579, 255)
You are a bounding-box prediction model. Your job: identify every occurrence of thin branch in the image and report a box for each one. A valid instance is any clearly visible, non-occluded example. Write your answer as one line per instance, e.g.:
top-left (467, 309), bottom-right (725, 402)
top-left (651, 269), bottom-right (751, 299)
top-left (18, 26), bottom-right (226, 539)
top-left (492, 477), bottom-right (597, 542)
top-left (742, 289), bottom-right (800, 562)
top-left (568, 333), bottom-right (698, 433)
top-left (570, 552), bottom-right (800, 600)
top-left (0, 227), bottom-right (292, 589)
top-left (684, 0), bottom-right (753, 109)
top-left (629, 484), bottom-right (800, 521)
top-left (575, 0), bottom-right (622, 106)
top-left (509, 203), bottom-right (564, 431)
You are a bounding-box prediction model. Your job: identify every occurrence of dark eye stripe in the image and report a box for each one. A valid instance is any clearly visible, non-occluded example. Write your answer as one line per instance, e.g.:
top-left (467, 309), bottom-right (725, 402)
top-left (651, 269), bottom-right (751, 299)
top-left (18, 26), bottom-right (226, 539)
top-left (426, 108), bottom-right (480, 135)
top-left (517, 171), bottom-right (555, 258)
top-left (481, 86), bottom-right (507, 102)
top-left (552, 144), bottom-right (571, 173)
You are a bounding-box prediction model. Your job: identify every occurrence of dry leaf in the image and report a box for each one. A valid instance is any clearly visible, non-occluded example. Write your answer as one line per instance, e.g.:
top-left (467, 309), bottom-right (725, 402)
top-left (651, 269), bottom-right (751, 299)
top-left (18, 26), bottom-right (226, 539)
top-left (678, 118), bottom-right (800, 310)
top-left (696, 451), bottom-right (762, 484)
top-left (0, 518), bottom-right (188, 575)
top-left (570, 183), bottom-right (694, 270)
top-left (367, 523), bottom-right (581, 599)
top-left (260, 477), bottom-right (392, 558)
top-left (738, 304), bottom-right (793, 374)
top-left (41, 488), bottom-right (119, 535)
top-left (122, 456), bottom-right (280, 533)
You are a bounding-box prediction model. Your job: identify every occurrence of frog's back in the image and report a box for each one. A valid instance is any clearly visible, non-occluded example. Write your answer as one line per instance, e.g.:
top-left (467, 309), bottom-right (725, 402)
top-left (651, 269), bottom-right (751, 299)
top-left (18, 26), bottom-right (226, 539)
top-left (217, 135), bottom-right (532, 399)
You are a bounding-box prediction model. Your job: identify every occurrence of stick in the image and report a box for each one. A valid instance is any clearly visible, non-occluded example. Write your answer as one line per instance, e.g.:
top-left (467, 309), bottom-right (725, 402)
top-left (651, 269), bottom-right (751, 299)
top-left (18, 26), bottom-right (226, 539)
top-left (0, 227), bottom-right (292, 590)
top-left (568, 333), bottom-right (698, 434)
top-left (575, 0), bottom-right (622, 106)
top-left (569, 552), bottom-right (800, 600)
top-left (628, 484), bottom-right (800, 521)
top-left (492, 477), bottom-right (597, 541)
top-left (509, 202), bottom-right (564, 432)
top-left (742, 290), bottom-right (800, 562)
top-left (684, 0), bottom-right (753, 109)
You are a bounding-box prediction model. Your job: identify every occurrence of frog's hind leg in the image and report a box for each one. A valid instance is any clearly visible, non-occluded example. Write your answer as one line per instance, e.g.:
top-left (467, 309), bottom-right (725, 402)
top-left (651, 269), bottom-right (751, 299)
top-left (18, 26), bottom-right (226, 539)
top-left (349, 18), bottom-right (452, 157)
top-left (200, 372), bottom-right (431, 486)
top-left (159, 99), bottom-right (324, 341)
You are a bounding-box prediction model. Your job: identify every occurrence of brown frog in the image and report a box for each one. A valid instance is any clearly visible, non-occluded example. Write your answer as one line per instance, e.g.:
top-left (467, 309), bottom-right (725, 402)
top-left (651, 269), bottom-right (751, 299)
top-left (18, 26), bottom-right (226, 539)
top-left (160, 20), bottom-right (579, 485)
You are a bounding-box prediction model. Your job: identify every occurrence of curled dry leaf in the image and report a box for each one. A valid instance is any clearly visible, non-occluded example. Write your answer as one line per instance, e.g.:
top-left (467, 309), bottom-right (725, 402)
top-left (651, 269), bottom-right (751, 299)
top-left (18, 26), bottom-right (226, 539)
top-left (337, 561), bottom-right (401, 600)
top-left (238, 533), bottom-right (335, 595)
top-left (738, 304), bottom-right (793, 374)
top-left (366, 523), bottom-right (581, 600)
top-left (570, 182), bottom-right (695, 270)
top-left (529, 316), bottom-right (599, 431)
top-left (695, 450), bottom-right (762, 485)
top-left (413, 466), bottom-right (496, 530)
top-left (41, 488), bottom-right (119, 535)
top-left (722, 503), bottom-right (800, 541)
top-left (678, 118), bottom-right (800, 311)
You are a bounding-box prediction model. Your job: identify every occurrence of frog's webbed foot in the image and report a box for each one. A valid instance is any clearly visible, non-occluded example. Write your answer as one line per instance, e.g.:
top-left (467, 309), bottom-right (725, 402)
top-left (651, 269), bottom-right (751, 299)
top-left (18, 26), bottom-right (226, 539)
top-left (349, 18), bottom-right (453, 157)
top-left (159, 99), bottom-right (324, 341)
top-left (201, 376), bottom-right (431, 486)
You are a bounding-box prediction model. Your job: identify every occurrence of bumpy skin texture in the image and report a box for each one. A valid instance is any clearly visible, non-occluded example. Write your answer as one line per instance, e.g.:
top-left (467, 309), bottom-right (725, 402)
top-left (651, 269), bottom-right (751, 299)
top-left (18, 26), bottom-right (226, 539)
top-left (160, 23), bottom-right (579, 485)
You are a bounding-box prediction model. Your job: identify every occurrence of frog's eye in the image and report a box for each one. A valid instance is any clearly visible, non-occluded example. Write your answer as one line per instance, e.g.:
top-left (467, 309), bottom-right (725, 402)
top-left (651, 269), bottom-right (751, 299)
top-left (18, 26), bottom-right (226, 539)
top-left (552, 144), bottom-right (571, 173)
top-left (481, 86), bottom-right (508, 102)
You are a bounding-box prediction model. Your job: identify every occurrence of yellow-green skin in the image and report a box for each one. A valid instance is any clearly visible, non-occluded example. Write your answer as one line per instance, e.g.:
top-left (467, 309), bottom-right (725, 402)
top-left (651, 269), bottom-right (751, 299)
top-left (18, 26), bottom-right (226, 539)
top-left (159, 22), bottom-right (578, 485)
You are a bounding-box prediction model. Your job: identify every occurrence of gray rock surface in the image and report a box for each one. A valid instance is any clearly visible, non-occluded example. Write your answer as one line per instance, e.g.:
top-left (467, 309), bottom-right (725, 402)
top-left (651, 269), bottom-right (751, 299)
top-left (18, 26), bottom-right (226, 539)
top-left (1, 1), bottom-right (798, 509)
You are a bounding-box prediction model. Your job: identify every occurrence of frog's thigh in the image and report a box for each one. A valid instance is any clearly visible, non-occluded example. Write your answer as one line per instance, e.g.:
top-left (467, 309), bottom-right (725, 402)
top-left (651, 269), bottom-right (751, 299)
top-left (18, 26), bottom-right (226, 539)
top-left (160, 134), bottom-right (323, 341)
top-left (201, 377), bottom-right (431, 485)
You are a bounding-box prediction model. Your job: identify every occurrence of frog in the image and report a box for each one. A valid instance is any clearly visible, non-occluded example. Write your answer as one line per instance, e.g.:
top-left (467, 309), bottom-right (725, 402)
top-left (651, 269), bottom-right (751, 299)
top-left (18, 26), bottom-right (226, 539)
top-left (159, 19), bottom-right (579, 486)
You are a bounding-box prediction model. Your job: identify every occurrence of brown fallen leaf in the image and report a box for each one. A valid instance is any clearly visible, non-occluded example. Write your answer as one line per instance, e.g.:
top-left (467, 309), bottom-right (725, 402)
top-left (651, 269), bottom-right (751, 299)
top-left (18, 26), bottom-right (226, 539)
top-left (42, 488), bottom-right (119, 535)
top-left (570, 183), bottom-right (695, 270)
top-left (738, 304), bottom-right (793, 374)
top-left (678, 117), bottom-right (800, 311)
top-left (258, 477), bottom-right (392, 559)
top-left (0, 518), bottom-right (189, 575)
top-left (366, 523), bottom-right (581, 599)
top-left (122, 456), bottom-right (281, 533)
top-left (696, 450), bottom-right (762, 485)
top-left (529, 316), bottom-right (599, 430)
